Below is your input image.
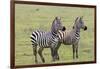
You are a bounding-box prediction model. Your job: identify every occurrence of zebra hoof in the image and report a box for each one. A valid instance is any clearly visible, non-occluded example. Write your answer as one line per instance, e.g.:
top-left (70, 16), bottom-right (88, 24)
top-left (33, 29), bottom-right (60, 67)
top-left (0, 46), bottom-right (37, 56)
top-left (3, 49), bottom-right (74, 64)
top-left (35, 61), bottom-right (38, 64)
top-left (56, 56), bottom-right (59, 60)
top-left (52, 58), bottom-right (58, 61)
top-left (42, 60), bottom-right (45, 63)
top-left (73, 57), bottom-right (75, 59)
top-left (57, 57), bottom-right (60, 60)
top-left (76, 56), bottom-right (78, 59)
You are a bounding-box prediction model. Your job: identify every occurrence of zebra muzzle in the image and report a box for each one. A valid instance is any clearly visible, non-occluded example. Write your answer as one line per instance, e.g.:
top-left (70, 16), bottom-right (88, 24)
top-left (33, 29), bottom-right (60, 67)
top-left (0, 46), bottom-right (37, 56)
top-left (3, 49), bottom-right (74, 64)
top-left (62, 26), bottom-right (66, 31)
top-left (84, 26), bottom-right (87, 31)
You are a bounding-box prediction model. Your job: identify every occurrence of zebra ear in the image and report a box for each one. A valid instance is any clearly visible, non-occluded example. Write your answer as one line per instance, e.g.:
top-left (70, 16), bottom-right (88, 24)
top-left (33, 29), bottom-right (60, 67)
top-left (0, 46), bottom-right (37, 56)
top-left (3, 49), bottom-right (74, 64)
top-left (55, 17), bottom-right (57, 20)
top-left (75, 17), bottom-right (79, 22)
top-left (56, 16), bottom-right (61, 20)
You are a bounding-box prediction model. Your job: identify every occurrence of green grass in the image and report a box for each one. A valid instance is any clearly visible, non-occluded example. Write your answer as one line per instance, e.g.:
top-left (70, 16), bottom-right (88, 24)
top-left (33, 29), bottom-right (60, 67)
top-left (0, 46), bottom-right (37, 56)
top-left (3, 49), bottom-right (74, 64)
top-left (15, 4), bottom-right (95, 65)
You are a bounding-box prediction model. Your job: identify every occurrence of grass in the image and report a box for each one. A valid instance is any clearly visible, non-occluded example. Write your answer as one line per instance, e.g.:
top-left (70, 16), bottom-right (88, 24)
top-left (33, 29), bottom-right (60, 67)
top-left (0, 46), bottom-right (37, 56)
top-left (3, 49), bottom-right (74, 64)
top-left (15, 4), bottom-right (95, 65)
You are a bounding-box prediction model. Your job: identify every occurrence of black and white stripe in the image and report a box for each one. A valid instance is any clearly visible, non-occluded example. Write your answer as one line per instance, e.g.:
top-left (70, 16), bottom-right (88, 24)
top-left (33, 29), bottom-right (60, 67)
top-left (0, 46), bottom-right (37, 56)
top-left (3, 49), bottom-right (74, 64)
top-left (31, 31), bottom-right (58, 48)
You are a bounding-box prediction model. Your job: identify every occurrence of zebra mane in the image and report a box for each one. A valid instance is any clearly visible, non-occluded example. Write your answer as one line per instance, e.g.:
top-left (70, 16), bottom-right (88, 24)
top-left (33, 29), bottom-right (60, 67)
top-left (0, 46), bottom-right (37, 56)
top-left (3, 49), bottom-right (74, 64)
top-left (75, 16), bottom-right (83, 23)
top-left (73, 16), bottom-right (81, 29)
top-left (51, 17), bottom-right (59, 34)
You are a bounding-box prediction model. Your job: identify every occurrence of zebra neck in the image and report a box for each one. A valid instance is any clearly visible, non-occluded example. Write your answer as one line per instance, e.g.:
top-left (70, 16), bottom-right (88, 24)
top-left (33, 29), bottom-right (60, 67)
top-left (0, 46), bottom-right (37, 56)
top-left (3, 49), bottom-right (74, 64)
top-left (74, 29), bottom-right (80, 37)
top-left (51, 32), bottom-right (58, 37)
top-left (52, 32), bottom-right (57, 35)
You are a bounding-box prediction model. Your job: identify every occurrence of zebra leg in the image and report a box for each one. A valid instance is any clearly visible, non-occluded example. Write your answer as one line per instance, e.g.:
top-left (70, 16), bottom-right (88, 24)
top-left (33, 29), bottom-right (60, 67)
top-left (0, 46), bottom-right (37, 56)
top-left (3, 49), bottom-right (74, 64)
top-left (72, 45), bottom-right (75, 59)
top-left (76, 44), bottom-right (79, 59)
top-left (51, 48), bottom-right (55, 61)
top-left (33, 45), bottom-right (37, 63)
top-left (53, 49), bottom-right (58, 61)
top-left (51, 48), bottom-right (54, 59)
top-left (51, 42), bottom-right (61, 61)
top-left (55, 49), bottom-right (59, 60)
top-left (52, 48), bottom-right (59, 61)
top-left (55, 42), bottom-right (61, 60)
top-left (38, 47), bottom-right (45, 63)
top-left (51, 47), bottom-right (58, 61)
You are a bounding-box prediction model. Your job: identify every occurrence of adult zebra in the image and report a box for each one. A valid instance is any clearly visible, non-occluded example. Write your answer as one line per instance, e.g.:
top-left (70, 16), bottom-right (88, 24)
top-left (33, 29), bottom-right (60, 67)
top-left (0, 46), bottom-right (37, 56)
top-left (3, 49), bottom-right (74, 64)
top-left (57, 16), bottom-right (87, 59)
top-left (30, 17), bottom-right (65, 63)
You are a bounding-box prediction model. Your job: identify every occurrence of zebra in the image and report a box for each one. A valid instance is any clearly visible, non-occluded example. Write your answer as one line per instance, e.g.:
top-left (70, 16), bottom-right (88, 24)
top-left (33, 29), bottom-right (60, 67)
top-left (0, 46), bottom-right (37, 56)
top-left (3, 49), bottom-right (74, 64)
top-left (56, 16), bottom-right (87, 59)
top-left (30, 17), bottom-right (66, 63)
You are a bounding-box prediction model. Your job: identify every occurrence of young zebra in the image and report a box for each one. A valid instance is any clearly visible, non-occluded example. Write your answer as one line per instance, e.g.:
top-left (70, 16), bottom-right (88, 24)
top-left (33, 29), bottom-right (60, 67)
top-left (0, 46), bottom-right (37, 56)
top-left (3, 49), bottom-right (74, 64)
top-left (57, 16), bottom-right (87, 59)
top-left (30, 17), bottom-right (65, 63)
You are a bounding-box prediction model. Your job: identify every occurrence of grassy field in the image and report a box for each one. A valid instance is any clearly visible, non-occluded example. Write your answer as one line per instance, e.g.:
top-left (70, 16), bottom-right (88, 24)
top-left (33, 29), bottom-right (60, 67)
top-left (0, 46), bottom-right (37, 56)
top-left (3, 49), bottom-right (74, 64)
top-left (15, 4), bottom-right (95, 65)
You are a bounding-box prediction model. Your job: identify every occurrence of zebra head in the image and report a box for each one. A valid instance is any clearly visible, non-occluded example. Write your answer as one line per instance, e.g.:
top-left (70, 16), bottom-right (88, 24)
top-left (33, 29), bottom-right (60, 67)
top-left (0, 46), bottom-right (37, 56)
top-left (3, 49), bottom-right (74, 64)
top-left (51, 17), bottom-right (66, 34)
top-left (73, 16), bottom-right (87, 31)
